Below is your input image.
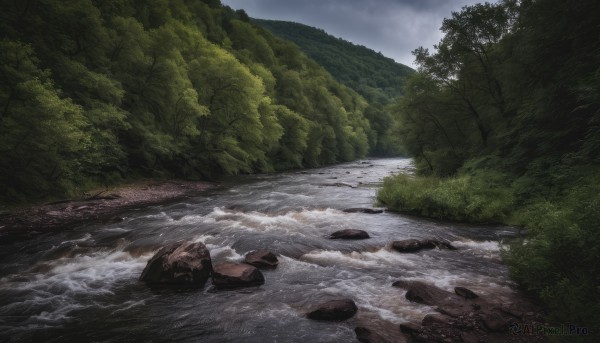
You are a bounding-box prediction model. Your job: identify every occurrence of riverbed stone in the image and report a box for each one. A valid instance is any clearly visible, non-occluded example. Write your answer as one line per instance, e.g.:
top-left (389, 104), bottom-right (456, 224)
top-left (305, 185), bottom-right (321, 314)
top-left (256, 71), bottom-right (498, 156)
top-left (329, 229), bottom-right (370, 239)
top-left (212, 262), bottom-right (265, 289)
top-left (139, 241), bottom-right (212, 286)
top-left (307, 298), bottom-right (358, 321)
top-left (244, 250), bottom-right (278, 269)
top-left (391, 239), bottom-right (455, 253)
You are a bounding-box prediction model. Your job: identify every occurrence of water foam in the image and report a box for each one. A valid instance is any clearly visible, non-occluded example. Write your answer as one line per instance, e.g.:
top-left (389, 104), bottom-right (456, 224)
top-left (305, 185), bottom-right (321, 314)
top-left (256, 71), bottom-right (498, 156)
top-left (0, 249), bottom-right (150, 327)
top-left (182, 207), bottom-right (360, 237)
top-left (451, 240), bottom-right (501, 252)
top-left (300, 249), bottom-right (417, 269)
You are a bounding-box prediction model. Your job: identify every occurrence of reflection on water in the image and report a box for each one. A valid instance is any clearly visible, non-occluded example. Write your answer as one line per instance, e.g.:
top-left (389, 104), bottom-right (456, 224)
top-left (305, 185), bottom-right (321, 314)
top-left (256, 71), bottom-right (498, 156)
top-left (0, 158), bottom-right (518, 342)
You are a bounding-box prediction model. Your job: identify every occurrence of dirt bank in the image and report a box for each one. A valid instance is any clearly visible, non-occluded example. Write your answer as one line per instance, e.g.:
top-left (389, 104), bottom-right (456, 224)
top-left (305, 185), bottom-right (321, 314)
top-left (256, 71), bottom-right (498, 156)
top-left (0, 180), bottom-right (216, 236)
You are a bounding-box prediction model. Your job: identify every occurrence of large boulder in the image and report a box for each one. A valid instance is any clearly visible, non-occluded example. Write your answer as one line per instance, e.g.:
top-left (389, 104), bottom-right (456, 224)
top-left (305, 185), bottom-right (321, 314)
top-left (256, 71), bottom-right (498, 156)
top-left (307, 298), bottom-right (358, 321)
top-left (244, 250), bottom-right (278, 269)
top-left (329, 229), bottom-right (370, 240)
top-left (212, 262), bottom-right (265, 289)
top-left (139, 241), bottom-right (212, 286)
top-left (391, 239), bottom-right (455, 253)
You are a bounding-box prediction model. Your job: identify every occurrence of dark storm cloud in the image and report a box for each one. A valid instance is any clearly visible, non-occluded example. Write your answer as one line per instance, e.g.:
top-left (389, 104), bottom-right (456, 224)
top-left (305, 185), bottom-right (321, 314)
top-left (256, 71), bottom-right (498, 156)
top-left (221, 0), bottom-right (484, 67)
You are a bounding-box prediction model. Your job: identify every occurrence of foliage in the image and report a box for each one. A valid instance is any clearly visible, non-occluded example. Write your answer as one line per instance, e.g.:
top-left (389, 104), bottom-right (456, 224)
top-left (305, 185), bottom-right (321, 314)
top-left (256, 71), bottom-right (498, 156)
top-left (255, 19), bottom-right (414, 156)
top-left (0, 0), bottom-right (374, 202)
top-left (380, 0), bottom-right (600, 333)
top-left (377, 170), bottom-right (514, 223)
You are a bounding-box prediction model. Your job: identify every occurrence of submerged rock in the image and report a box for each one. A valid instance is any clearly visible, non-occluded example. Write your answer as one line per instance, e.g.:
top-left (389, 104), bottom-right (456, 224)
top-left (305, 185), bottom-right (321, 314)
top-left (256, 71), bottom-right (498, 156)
top-left (455, 286), bottom-right (478, 299)
top-left (329, 229), bottom-right (370, 239)
top-left (244, 250), bottom-right (278, 269)
top-left (307, 298), bottom-right (358, 321)
top-left (139, 241), bottom-right (212, 286)
top-left (212, 262), bottom-right (265, 289)
top-left (391, 239), bottom-right (455, 253)
top-left (343, 208), bottom-right (384, 214)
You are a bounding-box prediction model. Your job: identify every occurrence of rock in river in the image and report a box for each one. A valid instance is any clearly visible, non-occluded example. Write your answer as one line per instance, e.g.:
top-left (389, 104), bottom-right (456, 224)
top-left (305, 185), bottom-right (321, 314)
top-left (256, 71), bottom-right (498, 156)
top-left (391, 239), bottom-right (455, 253)
top-left (212, 262), bottom-right (265, 289)
top-left (244, 250), bottom-right (278, 269)
top-left (455, 286), bottom-right (478, 299)
top-left (329, 229), bottom-right (370, 240)
top-left (307, 298), bottom-right (358, 321)
top-left (139, 241), bottom-right (212, 286)
top-left (343, 208), bottom-right (384, 214)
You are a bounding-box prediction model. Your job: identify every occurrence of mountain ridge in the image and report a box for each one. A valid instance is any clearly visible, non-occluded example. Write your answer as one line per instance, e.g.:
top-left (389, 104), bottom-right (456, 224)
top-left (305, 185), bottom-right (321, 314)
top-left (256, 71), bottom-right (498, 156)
top-left (254, 19), bottom-right (414, 103)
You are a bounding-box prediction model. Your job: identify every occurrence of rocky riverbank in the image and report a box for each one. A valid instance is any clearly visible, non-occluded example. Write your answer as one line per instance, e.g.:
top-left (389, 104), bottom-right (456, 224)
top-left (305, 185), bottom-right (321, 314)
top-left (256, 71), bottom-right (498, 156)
top-left (0, 180), bottom-right (216, 236)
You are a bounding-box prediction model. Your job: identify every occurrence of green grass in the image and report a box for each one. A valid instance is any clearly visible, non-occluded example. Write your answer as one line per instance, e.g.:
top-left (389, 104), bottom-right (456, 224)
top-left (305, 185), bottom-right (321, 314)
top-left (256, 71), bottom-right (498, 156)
top-left (377, 170), bottom-right (514, 223)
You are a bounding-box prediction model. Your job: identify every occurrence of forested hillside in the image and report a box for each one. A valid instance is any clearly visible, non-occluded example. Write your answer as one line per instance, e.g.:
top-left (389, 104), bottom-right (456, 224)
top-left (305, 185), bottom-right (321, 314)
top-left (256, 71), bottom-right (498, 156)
top-left (0, 0), bottom-right (378, 203)
top-left (256, 19), bottom-right (414, 155)
top-left (378, 0), bottom-right (599, 333)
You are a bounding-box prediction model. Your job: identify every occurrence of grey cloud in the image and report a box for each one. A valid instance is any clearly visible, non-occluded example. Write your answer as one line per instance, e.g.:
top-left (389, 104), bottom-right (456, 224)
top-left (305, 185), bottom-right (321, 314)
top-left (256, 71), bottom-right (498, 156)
top-left (221, 0), bottom-right (484, 67)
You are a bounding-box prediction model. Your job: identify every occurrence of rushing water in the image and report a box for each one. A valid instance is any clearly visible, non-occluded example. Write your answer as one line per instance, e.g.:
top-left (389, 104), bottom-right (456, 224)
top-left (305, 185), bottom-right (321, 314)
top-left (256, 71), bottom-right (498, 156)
top-left (0, 158), bottom-right (521, 342)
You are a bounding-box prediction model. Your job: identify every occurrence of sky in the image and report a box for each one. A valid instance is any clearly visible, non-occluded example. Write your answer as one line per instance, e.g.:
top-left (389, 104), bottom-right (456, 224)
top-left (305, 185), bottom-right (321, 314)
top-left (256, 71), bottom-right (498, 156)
top-left (221, 0), bottom-right (485, 67)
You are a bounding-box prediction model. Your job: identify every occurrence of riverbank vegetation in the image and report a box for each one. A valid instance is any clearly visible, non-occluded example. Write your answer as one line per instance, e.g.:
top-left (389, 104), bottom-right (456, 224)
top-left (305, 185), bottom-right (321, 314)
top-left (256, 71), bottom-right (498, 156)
top-left (378, 0), bottom-right (599, 334)
top-left (0, 0), bottom-right (397, 204)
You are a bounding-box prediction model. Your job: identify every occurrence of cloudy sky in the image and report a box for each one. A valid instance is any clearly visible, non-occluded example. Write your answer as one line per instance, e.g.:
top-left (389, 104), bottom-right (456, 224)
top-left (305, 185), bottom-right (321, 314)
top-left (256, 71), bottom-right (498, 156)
top-left (221, 0), bottom-right (485, 67)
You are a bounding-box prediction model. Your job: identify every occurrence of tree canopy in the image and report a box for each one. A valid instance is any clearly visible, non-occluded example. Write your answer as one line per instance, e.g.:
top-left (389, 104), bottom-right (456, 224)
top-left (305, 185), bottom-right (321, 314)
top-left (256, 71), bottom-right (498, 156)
top-left (0, 0), bottom-right (378, 202)
top-left (383, 0), bottom-right (600, 330)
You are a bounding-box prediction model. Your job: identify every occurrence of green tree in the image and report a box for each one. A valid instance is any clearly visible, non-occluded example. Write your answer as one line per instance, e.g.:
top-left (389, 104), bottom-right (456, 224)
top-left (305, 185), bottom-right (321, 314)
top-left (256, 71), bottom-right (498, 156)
top-left (0, 40), bottom-right (91, 200)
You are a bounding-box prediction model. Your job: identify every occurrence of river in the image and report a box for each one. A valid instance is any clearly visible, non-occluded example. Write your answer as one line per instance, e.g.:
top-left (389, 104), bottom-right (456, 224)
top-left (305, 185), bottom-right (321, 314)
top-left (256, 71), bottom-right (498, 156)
top-left (0, 158), bottom-right (521, 342)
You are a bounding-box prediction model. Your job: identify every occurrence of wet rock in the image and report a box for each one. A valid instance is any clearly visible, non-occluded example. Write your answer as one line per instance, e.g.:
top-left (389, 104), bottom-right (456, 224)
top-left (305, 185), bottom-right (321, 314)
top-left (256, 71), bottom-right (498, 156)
top-left (391, 239), bottom-right (422, 252)
top-left (329, 229), bottom-right (370, 240)
top-left (244, 250), bottom-right (278, 269)
top-left (399, 322), bottom-right (420, 335)
top-left (355, 318), bottom-right (409, 343)
top-left (403, 281), bottom-right (463, 307)
top-left (306, 298), bottom-right (357, 321)
top-left (343, 208), bottom-right (384, 214)
top-left (315, 182), bottom-right (356, 188)
top-left (393, 280), bottom-right (473, 317)
top-left (391, 239), bottom-right (455, 253)
top-left (422, 314), bottom-right (455, 327)
top-left (139, 241), bottom-right (212, 286)
top-left (459, 332), bottom-right (481, 343)
top-left (394, 280), bottom-right (545, 342)
top-left (455, 287), bottom-right (478, 299)
top-left (355, 327), bottom-right (393, 343)
top-left (480, 310), bottom-right (510, 332)
top-left (212, 262), bottom-right (265, 289)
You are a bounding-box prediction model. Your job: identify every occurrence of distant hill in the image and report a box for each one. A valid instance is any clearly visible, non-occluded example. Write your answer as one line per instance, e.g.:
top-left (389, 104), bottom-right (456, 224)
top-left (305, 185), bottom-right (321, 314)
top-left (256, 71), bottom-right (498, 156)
top-left (254, 19), bottom-right (414, 104)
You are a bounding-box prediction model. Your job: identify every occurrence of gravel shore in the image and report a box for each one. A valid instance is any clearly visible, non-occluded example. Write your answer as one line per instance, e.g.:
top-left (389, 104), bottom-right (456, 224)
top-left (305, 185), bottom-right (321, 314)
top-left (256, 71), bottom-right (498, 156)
top-left (0, 180), bottom-right (216, 235)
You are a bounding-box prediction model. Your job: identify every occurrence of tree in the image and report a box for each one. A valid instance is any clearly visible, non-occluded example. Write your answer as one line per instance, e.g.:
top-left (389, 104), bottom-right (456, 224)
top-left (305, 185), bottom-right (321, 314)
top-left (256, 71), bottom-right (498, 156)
top-left (0, 40), bottom-right (91, 200)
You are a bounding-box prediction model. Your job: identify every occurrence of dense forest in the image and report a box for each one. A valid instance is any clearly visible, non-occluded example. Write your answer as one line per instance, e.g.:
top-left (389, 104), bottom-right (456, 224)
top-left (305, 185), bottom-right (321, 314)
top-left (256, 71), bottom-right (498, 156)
top-left (256, 19), bottom-right (414, 155)
top-left (378, 0), bottom-right (600, 334)
top-left (0, 0), bottom-right (386, 203)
